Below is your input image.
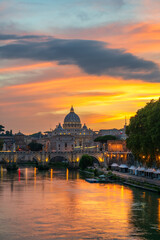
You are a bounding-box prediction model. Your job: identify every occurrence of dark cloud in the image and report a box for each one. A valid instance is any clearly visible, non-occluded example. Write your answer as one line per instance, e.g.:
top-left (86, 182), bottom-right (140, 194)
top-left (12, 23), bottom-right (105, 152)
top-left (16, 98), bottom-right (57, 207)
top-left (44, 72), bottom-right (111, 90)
top-left (0, 35), bottom-right (159, 82)
top-left (0, 34), bottom-right (46, 40)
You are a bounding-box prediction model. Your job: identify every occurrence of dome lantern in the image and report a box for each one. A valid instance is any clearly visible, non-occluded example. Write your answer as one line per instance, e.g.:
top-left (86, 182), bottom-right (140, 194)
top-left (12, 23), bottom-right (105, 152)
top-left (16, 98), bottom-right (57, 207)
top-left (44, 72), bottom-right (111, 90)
top-left (70, 106), bottom-right (74, 112)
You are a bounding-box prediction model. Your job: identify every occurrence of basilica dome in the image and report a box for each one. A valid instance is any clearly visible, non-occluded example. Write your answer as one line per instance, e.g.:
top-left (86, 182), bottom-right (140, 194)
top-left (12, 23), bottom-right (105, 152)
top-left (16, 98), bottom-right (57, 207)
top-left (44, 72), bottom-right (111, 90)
top-left (63, 106), bottom-right (82, 129)
top-left (64, 106), bottom-right (80, 123)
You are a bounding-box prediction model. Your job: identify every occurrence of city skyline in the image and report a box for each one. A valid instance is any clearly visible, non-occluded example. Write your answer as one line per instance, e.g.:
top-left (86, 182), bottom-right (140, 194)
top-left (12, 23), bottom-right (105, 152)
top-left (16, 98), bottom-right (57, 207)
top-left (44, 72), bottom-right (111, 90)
top-left (0, 0), bottom-right (160, 133)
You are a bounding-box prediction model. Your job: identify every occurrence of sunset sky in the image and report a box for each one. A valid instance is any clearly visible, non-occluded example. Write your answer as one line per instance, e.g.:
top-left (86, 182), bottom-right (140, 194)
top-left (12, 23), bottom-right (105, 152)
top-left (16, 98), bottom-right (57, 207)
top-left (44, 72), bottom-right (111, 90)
top-left (0, 0), bottom-right (160, 134)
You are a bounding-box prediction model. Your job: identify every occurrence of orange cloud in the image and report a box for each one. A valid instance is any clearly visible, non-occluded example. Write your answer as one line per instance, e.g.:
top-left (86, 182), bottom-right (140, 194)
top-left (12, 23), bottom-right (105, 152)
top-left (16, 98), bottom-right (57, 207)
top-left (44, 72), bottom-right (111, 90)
top-left (0, 27), bottom-right (160, 133)
top-left (1, 67), bottom-right (159, 133)
top-left (0, 62), bottom-right (54, 73)
top-left (55, 22), bottom-right (160, 63)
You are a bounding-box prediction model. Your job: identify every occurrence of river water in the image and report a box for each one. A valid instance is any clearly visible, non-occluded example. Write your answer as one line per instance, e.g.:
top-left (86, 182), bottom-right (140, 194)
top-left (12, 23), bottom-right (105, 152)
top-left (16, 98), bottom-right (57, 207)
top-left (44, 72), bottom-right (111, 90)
top-left (0, 167), bottom-right (160, 240)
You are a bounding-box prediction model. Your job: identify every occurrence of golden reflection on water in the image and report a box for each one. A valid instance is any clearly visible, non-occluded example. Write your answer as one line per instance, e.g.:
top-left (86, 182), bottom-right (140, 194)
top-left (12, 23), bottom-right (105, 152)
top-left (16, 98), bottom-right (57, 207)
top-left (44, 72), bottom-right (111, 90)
top-left (0, 168), bottom-right (160, 239)
top-left (66, 168), bottom-right (69, 181)
top-left (121, 185), bottom-right (124, 199)
top-left (50, 169), bottom-right (53, 181)
top-left (70, 180), bottom-right (133, 238)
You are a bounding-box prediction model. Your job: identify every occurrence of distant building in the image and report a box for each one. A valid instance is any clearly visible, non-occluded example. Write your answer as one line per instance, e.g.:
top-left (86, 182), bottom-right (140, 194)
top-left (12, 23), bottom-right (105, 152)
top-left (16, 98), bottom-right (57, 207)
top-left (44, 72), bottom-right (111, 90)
top-left (98, 119), bottom-right (127, 140)
top-left (107, 140), bottom-right (128, 152)
top-left (46, 106), bottom-right (98, 152)
top-left (98, 128), bottom-right (120, 136)
top-left (0, 135), bottom-right (14, 151)
top-left (50, 135), bottom-right (75, 152)
top-left (14, 131), bottom-right (27, 150)
top-left (0, 108), bottom-right (128, 152)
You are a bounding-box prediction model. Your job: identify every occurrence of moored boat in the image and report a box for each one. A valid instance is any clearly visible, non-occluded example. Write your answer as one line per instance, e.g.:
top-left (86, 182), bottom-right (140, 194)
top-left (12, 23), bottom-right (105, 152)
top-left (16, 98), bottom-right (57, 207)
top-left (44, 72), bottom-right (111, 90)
top-left (85, 178), bottom-right (99, 183)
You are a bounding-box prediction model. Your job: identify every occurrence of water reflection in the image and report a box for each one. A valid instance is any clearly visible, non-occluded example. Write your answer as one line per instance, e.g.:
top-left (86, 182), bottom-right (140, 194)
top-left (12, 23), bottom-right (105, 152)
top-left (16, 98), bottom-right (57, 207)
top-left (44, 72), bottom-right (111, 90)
top-left (50, 169), bottom-right (53, 181)
top-left (0, 167), bottom-right (159, 240)
top-left (1, 166), bottom-right (3, 181)
top-left (129, 189), bottom-right (160, 239)
top-left (158, 199), bottom-right (160, 231)
top-left (66, 168), bottom-right (68, 181)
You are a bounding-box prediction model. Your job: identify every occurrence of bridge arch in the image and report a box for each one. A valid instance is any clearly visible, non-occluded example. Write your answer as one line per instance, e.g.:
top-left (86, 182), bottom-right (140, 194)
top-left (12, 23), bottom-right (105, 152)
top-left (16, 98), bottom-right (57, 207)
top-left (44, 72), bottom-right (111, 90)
top-left (17, 156), bottom-right (25, 163)
top-left (50, 155), bottom-right (69, 163)
top-left (32, 157), bottom-right (39, 164)
top-left (78, 154), bottom-right (102, 166)
top-left (89, 155), bottom-right (100, 166)
top-left (32, 154), bottom-right (41, 163)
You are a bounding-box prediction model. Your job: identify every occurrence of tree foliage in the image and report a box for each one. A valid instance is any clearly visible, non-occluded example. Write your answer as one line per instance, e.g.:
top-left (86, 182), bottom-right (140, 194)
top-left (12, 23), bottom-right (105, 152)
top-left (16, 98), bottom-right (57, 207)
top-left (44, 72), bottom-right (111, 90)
top-left (126, 99), bottom-right (160, 166)
top-left (5, 130), bottom-right (12, 136)
top-left (0, 125), bottom-right (5, 134)
top-left (28, 141), bottom-right (43, 151)
top-left (94, 135), bottom-right (117, 143)
top-left (0, 139), bottom-right (3, 151)
top-left (79, 154), bottom-right (94, 170)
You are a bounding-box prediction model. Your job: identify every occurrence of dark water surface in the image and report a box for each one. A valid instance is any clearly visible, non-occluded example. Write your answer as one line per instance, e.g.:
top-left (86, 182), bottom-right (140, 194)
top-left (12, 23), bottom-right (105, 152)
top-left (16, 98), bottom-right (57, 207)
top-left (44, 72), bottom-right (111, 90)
top-left (0, 167), bottom-right (160, 240)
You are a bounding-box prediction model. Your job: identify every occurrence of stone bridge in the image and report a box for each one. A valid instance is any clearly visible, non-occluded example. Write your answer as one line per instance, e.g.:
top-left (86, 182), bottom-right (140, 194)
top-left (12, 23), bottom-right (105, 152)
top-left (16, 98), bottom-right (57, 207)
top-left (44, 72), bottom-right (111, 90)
top-left (0, 151), bottom-right (134, 168)
top-left (0, 150), bottom-right (106, 167)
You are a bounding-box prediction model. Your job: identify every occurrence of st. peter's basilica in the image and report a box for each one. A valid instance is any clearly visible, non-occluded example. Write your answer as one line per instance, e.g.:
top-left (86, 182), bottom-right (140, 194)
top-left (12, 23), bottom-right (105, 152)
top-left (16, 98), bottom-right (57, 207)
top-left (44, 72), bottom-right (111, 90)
top-left (48, 106), bottom-right (97, 152)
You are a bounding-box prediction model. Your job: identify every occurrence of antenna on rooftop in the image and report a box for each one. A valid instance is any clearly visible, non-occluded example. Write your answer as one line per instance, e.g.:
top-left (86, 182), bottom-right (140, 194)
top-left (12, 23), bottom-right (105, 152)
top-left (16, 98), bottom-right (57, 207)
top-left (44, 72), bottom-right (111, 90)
top-left (125, 116), bottom-right (127, 126)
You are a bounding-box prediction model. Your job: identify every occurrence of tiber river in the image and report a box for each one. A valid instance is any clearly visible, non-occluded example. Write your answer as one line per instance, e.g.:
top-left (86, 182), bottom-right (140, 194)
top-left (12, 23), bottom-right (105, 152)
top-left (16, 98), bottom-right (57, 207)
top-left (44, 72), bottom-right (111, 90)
top-left (0, 167), bottom-right (160, 240)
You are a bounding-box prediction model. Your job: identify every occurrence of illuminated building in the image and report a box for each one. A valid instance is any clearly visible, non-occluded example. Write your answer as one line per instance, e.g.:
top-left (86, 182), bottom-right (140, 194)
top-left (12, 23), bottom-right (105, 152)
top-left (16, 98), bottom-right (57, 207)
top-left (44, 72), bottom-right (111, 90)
top-left (107, 140), bottom-right (128, 152)
top-left (47, 106), bottom-right (97, 152)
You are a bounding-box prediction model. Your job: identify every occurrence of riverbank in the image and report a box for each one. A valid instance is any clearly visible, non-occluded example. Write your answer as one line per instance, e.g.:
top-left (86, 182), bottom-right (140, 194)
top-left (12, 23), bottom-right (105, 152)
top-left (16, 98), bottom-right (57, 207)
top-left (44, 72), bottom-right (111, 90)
top-left (80, 167), bottom-right (160, 193)
top-left (0, 161), bottom-right (69, 169)
top-left (79, 169), bottom-right (94, 176)
top-left (110, 171), bottom-right (160, 193)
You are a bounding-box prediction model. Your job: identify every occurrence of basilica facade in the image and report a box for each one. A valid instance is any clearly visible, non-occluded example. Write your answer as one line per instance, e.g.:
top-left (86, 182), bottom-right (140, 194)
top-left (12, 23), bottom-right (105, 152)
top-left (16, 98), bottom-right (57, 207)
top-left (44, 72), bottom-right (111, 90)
top-left (48, 106), bottom-right (97, 152)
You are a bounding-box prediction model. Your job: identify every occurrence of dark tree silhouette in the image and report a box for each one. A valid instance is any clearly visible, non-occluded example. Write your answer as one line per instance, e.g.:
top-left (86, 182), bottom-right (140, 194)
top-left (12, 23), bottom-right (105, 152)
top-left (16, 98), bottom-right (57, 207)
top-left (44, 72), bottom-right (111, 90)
top-left (79, 154), bottom-right (94, 170)
top-left (126, 99), bottom-right (160, 166)
top-left (28, 141), bottom-right (43, 151)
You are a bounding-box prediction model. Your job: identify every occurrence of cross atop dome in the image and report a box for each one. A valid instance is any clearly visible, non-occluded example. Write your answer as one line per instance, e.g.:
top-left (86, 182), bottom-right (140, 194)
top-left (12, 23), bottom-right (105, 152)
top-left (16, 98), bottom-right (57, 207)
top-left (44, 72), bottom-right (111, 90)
top-left (70, 106), bottom-right (74, 112)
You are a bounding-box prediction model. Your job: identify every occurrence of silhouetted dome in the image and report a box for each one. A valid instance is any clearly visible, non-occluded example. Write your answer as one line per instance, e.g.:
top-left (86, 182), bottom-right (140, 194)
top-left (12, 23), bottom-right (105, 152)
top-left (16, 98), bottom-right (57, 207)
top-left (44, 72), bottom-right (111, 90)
top-left (57, 123), bottom-right (63, 129)
top-left (16, 131), bottom-right (24, 136)
top-left (83, 124), bottom-right (87, 130)
top-left (54, 123), bottom-right (65, 134)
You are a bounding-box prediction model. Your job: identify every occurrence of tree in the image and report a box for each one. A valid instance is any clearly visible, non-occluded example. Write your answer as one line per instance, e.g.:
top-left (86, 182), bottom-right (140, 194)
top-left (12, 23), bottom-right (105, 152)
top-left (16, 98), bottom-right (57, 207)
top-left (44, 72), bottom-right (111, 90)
top-left (0, 125), bottom-right (5, 134)
top-left (0, 139), bottom-right (3, 151)
top-left (28, 141), bottom-right (43, 151)
top-left (5, 130), bottom-right (12, 136)
top-left (94, 135), bottom-right (117, 143)
top-left (126, 99), bottom-right (160, 166)
top-left (79, 154), bottom-right (94, 170)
